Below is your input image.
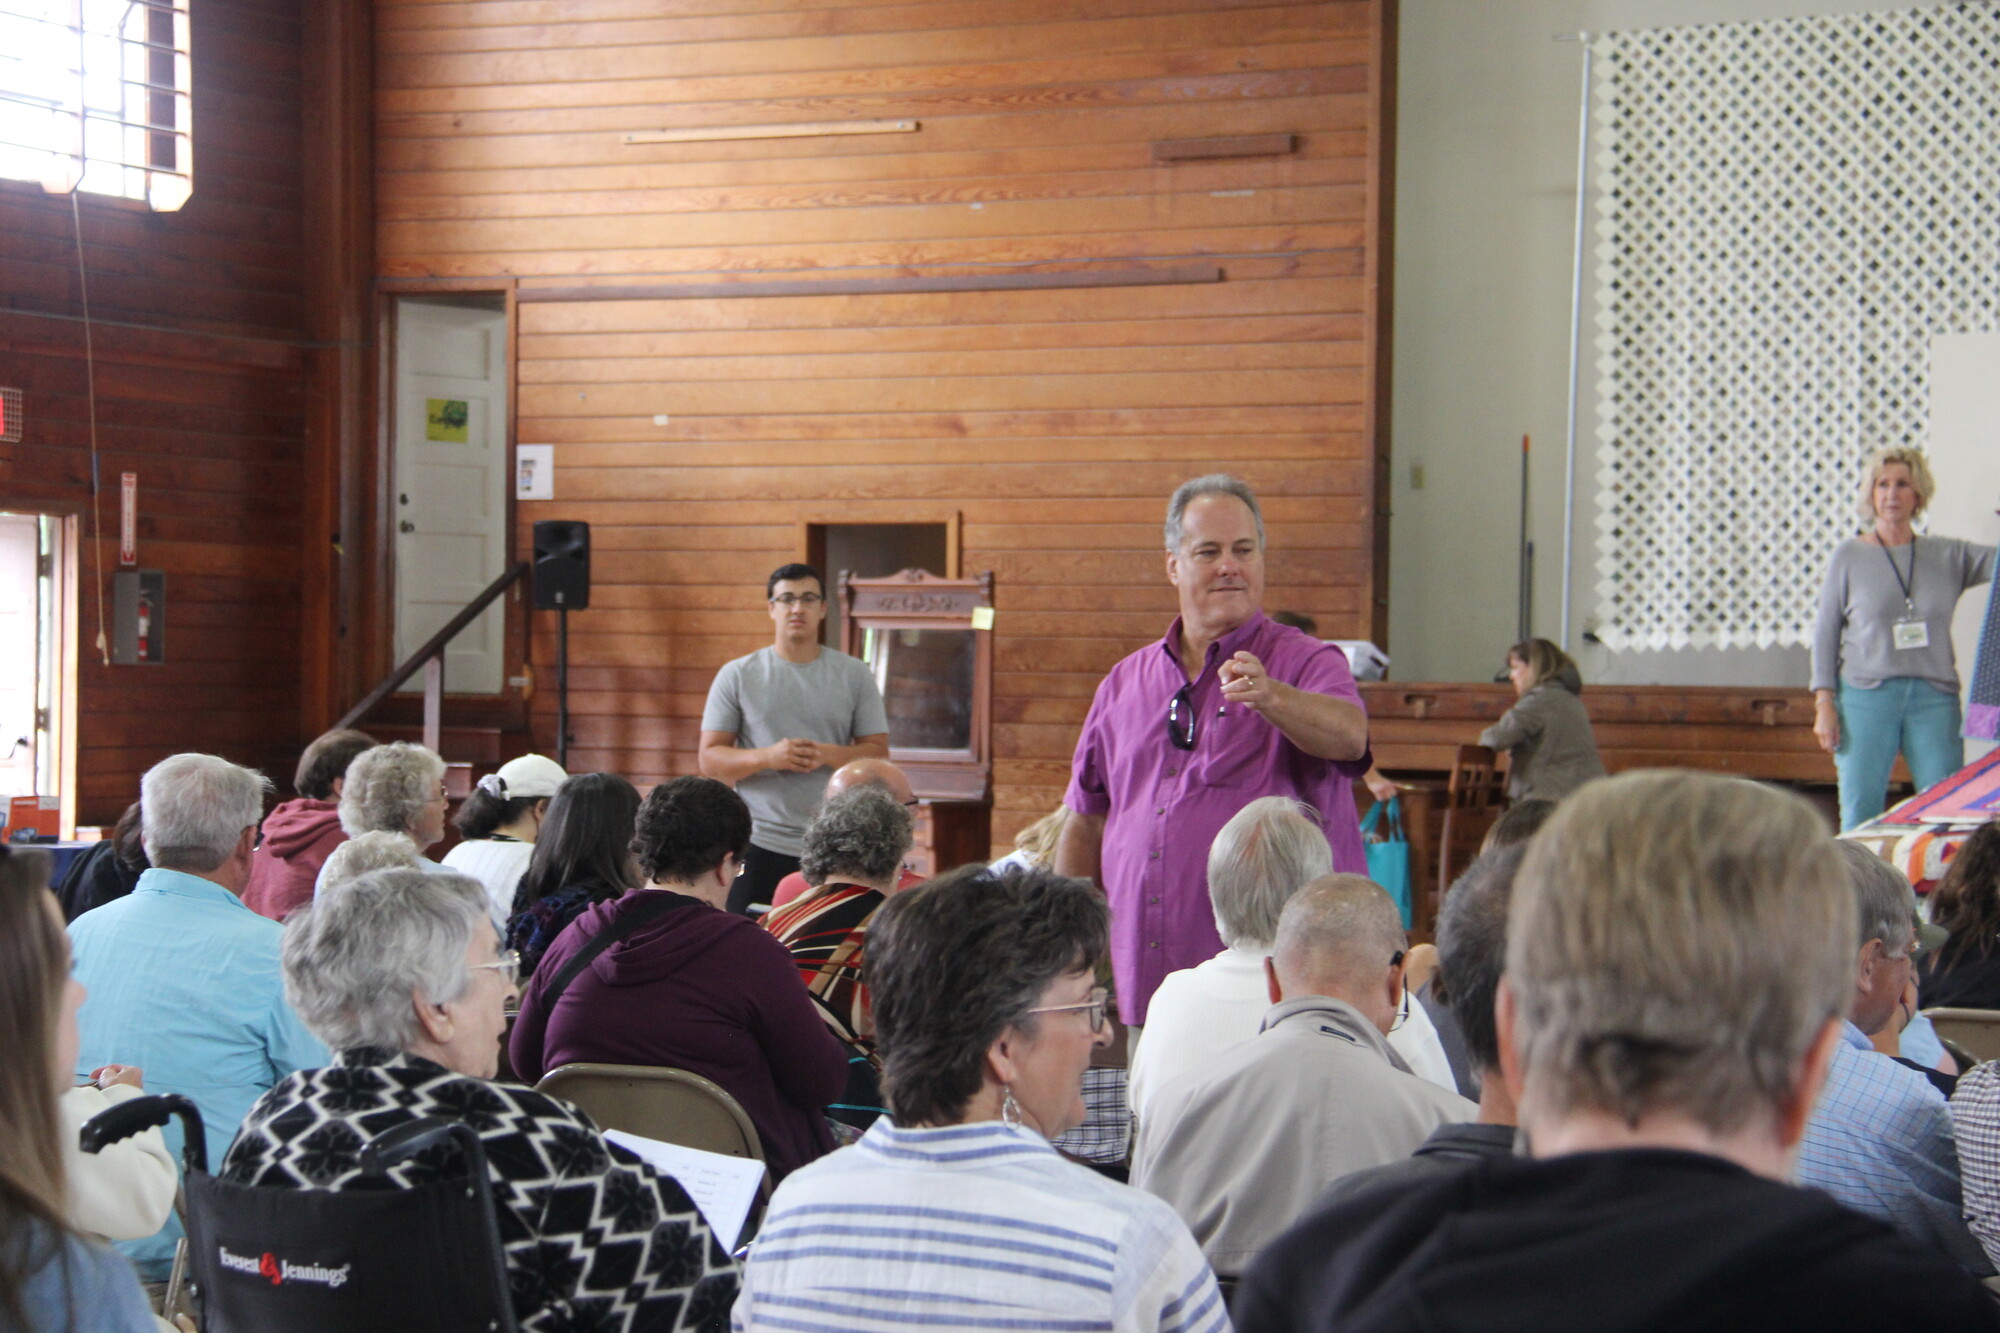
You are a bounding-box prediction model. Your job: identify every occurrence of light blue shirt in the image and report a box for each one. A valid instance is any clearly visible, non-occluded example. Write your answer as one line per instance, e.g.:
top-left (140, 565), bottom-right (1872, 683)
top-left (69, 867), bottom-right (328, 1277)
top-left (1794, 1020), bottom-right (1989, 1273)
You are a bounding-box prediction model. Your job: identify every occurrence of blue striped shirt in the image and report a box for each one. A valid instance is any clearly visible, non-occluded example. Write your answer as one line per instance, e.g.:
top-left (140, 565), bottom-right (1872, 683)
top-left (736, 1120), bottom-right (1230, 1333)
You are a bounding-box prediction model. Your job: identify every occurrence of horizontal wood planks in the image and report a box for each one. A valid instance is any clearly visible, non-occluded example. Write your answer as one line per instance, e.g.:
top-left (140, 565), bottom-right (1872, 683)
top-left (380, 0), bottom-right (1390, 854)
top-left (1, 0), bottom-right (309, 823)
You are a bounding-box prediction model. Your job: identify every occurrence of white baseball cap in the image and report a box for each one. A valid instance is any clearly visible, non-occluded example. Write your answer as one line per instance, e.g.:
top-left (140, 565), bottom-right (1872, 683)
top-left (477, 753), bottom-right (568, 801)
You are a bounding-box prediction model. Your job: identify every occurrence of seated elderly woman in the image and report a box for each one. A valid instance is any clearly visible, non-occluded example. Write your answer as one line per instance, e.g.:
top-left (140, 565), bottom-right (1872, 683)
top-left (760, 786), bottom-right (914, 1052)
top-left (315, 830), bottom-right (422, 895)
top-left (316, 741), bottom-right (449, 891)
top-left (221, 868), bottom-right (737, 1332)
top-left (736, 863), bottom-right (1227, 1333)
top-left (510, 776), bottom-right (849, 1182)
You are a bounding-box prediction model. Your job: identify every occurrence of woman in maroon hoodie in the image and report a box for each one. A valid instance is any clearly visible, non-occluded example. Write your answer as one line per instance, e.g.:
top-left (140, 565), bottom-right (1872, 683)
top-left (510, 776), bottom-right (849, 1181)
top-left (242, 729), bottom-right (376, 921)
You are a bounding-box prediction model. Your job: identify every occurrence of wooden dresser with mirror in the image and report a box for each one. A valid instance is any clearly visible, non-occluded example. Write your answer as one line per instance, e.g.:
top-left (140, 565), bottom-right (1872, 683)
top-left (838, 568), bottom-right (994, 875)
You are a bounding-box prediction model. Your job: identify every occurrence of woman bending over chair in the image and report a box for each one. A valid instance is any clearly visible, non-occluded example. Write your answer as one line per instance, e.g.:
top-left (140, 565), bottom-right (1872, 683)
top-left (1478, 639), bottom-right (1606, 802)
top-left (221, 868), bottom-right (738, 1332)
top-left (736, 863), bottom-right (1228, 1333)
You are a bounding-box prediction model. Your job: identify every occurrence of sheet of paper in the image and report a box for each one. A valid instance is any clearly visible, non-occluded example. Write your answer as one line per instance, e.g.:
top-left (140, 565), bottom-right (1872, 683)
top-left (604, 1129), bottom-right (766, 1248)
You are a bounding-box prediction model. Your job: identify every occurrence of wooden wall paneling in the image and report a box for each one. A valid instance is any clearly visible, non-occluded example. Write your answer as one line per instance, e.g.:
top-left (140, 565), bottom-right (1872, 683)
top-left (379, 0), bottom-right (1392, 854)
top-left (301, 0), bottom-right (377, 732)
top-left (0, 0), bottom-right (342, 822)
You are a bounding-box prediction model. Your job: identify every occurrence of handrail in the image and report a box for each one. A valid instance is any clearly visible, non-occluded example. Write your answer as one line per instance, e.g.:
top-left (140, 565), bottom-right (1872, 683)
top-left (335, 562), bottom-right (530, 746)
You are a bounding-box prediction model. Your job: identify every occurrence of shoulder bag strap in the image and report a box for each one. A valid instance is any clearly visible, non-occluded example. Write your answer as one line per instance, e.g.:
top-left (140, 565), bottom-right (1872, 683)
top-left (540, 893), bottom-right (695, 1010)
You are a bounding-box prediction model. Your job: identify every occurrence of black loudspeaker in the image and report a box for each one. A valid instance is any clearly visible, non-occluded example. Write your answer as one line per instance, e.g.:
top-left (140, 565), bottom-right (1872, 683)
top-left (532, 520), bottom-right (591, 610)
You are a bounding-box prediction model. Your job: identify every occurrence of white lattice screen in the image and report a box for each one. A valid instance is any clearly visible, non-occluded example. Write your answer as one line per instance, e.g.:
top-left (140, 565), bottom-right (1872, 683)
top-left (1589, 5), bottom-right (2000, 652)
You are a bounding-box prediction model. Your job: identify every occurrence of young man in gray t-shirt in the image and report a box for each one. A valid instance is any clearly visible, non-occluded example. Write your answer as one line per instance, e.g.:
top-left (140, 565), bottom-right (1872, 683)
top-left (699, 563), bottom-right (889, 913)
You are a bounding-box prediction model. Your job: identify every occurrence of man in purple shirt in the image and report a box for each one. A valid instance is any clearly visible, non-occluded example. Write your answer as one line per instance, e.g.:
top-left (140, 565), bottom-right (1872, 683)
top-left (1056, 474), bottom-right (1372, 1027)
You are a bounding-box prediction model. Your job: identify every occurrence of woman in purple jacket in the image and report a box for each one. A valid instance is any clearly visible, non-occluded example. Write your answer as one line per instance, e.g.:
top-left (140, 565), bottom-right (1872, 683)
top-left (509, 776), bottom-right (848, 1180)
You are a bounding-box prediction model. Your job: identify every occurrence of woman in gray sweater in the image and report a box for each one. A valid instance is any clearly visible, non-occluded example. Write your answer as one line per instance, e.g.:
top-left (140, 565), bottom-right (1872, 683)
top-left (1811, 446), bottom-right (1995, 829)
top-left (1479, 639), bottom-right (1606, 801)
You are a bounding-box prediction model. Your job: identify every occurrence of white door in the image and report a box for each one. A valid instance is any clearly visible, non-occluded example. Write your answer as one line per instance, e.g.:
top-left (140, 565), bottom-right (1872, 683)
top-left (0, 514), bottom-right (40, 798)
top-left (394, 299), bottom-right (508, 695)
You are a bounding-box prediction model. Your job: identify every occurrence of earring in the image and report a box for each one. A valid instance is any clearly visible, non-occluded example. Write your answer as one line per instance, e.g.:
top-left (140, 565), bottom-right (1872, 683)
top-left (1000, 1085), bottom-right (1023, 1130)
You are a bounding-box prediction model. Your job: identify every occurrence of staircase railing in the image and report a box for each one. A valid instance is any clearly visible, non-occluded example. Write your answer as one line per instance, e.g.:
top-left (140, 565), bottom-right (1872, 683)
top-left (334, 562), bottom-right (531, 754)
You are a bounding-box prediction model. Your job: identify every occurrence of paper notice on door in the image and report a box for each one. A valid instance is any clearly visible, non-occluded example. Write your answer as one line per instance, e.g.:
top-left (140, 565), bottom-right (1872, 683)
top-left (603, 1129), bottom-right (766, 1248)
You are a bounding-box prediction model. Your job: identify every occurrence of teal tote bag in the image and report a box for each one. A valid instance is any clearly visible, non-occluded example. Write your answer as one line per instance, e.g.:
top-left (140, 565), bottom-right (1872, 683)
top-left (1359, 795), bottom-right (1414, 928)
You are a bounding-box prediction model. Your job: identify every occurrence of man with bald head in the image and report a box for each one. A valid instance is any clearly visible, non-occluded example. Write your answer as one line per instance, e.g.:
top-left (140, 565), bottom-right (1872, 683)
top-left (1133, 874), bottom-right (1473, 1278)
top-left (767, 758), bottom-right (923, 912)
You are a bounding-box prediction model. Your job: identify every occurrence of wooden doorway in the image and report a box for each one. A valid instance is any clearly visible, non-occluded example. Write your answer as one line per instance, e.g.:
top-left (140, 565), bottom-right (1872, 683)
top-left (0, 512), bottom-right (77, 833)
top-left (390, 294), bottom-right (510, 695)
top-left (802, 517), bottom-right (959, 649)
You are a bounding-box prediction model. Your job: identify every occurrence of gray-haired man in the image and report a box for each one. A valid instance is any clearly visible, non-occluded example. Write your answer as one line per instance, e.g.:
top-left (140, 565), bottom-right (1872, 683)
top-left (69, 753), bottom-right (328, 1278)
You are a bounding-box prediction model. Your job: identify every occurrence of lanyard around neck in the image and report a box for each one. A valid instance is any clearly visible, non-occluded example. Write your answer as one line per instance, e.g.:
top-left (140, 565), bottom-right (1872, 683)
top-left (1879, 535), bottom-right (1917, 611)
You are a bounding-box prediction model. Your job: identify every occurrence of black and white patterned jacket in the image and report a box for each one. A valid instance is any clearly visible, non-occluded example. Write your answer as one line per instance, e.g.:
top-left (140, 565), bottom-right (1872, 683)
top-left (220, 1047), bottom-right (739, 1332)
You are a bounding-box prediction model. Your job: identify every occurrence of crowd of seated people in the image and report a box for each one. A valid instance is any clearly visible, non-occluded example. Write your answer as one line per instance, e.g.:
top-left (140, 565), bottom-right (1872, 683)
top-left (27, 725), bottom-right (2000, 1333)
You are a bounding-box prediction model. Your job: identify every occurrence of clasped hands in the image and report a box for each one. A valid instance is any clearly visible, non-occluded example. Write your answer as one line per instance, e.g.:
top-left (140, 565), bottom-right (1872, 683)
top-left (765, 737), bottom-right (824, 773)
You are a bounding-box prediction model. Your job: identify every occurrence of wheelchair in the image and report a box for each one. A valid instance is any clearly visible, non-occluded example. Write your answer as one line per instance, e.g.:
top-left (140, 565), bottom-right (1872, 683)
top-left (82, 1093), bottom-right (519, 1333)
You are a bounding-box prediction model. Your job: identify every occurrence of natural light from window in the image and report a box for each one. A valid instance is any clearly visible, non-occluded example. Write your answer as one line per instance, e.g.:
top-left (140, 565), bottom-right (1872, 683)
top-left (0, 0), bottom-right (191, 210)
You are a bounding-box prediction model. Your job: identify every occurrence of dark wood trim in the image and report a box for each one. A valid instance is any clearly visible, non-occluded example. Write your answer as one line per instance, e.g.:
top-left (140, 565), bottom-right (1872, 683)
top-left (376, 277), bottom-right (526, 294)
top-left (515, 266), bottom-right (1223, 304)
top-left (299, 0), bottom-right (375, 736)
top-left (1152, 134), bottom-right (1297, 162)
top-left (1363, 0), bottom-right (1399, 649)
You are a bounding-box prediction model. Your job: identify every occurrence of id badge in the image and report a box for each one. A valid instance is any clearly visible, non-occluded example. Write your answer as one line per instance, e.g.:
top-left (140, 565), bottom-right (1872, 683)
top-left (1893, 619), bottom-right (1930, 650)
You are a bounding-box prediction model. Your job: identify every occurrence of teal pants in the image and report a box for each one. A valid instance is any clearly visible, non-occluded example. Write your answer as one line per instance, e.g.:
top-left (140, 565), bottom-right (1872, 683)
top-left (1835, 677), bottom-right (1963, 830)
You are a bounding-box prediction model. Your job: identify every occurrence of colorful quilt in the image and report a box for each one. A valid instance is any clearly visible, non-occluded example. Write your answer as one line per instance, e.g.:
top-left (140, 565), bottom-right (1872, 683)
top-left (1880, 745), bottom-right (2000, 826)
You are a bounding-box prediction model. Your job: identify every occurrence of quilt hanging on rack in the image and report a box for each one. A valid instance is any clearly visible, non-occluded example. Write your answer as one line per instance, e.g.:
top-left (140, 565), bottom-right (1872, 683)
top-left (1588, 5), bottom-right (2000, 652)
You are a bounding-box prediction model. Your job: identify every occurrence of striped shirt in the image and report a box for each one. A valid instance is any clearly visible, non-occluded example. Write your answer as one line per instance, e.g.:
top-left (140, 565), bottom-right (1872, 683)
top-left (736, 1119), bottom-right (1230, 1333)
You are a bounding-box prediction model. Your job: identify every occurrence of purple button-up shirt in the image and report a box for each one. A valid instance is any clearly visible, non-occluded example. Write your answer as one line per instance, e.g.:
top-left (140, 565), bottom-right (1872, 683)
top-left (1065, 612), bottom-right (1370, 1025)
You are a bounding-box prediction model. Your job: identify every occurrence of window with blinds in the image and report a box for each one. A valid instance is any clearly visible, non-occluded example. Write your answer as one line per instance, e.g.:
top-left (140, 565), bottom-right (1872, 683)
top-left (0, 0), bottom-right (191, 210)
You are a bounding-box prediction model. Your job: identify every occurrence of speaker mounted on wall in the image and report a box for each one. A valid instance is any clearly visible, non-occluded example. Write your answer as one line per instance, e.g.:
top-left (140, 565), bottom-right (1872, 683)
top-left (532, 520), bottom-right (591, 610)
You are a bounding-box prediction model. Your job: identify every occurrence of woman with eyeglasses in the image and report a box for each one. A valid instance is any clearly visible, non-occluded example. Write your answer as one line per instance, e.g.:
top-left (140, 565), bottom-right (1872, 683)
top-left (509, 776), bottom-right (850, 1182)
top-left (736, 863), bottom-right (1229, 1333)
top-left (221, 868), bottom-right (739, 1331)
top-left (317, 741), bottom-right (451, 892)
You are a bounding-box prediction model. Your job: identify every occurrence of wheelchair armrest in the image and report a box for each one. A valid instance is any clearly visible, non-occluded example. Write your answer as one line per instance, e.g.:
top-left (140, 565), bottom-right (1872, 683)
top-left (80, 1093), bottom-right (208, 1176)
top-left (361, 1116), bottom-right (486, 1181)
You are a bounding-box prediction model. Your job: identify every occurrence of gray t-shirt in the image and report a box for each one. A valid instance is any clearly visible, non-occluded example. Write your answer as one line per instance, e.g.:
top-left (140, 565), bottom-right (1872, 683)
top-left (1812, 536), bottom-right (1996, 692)
top-left (701, 646), bottom-right (889, 856)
